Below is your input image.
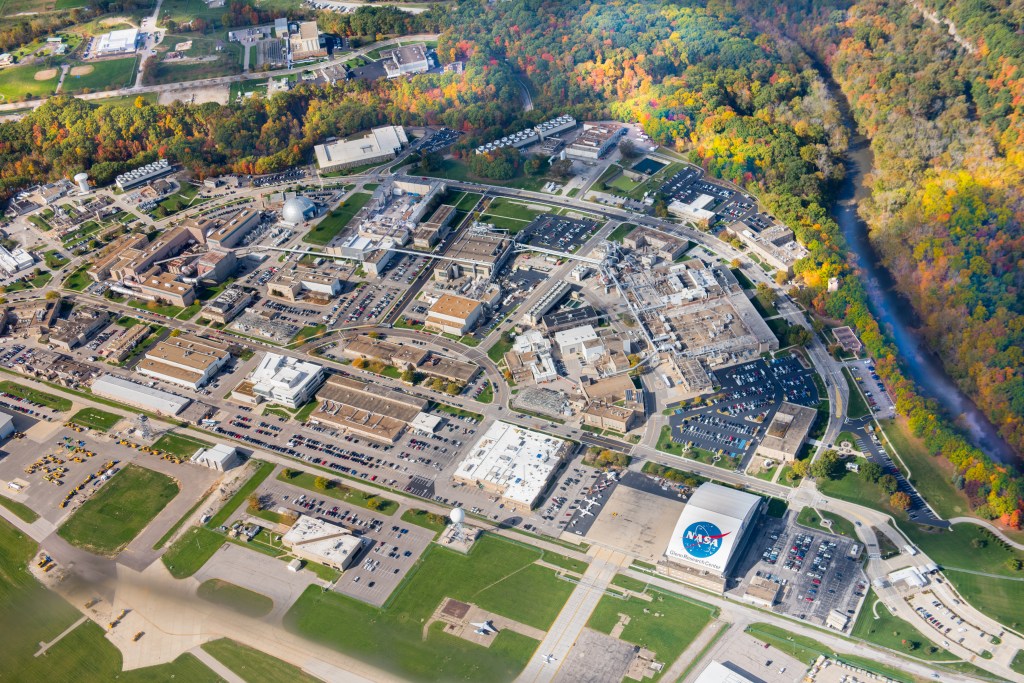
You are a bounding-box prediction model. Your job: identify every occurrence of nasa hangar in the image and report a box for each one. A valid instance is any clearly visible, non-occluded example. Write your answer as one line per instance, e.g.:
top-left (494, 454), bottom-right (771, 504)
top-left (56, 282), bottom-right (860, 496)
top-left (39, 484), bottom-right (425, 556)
top-left (660, 482), bottom-right (763, 591)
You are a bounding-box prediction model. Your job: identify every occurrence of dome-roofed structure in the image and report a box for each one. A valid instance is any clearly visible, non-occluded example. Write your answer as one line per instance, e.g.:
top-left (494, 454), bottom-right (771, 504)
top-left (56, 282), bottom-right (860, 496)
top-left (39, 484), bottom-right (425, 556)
top-left (282, 196), bottom-right (317, 225)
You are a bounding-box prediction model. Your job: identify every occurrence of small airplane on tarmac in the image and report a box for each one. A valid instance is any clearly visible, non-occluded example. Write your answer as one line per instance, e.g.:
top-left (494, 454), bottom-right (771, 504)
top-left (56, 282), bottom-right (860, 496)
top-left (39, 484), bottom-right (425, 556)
top-left (471, 620), bottom-right (497, 635)
top-left (542, 654), bottom-right (556, 664)
top-left (577, 508), bottom-right (593, 518)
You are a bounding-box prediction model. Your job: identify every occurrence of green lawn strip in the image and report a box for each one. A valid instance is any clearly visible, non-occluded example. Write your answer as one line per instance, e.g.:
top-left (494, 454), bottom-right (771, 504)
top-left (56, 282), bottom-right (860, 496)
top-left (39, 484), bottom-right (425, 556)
top-left (836, 431), bottom-right (858, 447)
top-left (851, 589), bottom-right (955, 660)
top-left (610, 573), bottom-right (648, 593)
top-left (655, 424), bottom-right (685, 456)
top-left (1012, 649), bottom-right (1024, 676)
top-left (0, 380), bottom-right (72, 411)
top-left (587, 587), bottom-right (716, 675)
top-left (284, 535), bottom-right (560, 680)
top-left (745, 623), bottom-right (911, 682)
top-left (796, 507), bottom-right (858, 539)
top-left (162, 526), bottom-right (228, 579)
top-left (196, 579), bottom-right (273, 618)
top-left (57, 464), bottom-right (179, 557)
top-left (486, 335), bottom-right (514, 363)
top-left (432, 402), bottom-right (483, 422)
top-left (925, 566), bottom-right (1024, 632)
top-left (208, 461), bottom-right (274, 528)
top-left (201, 638), bottom-right (322, 683)
top-left (0, 494), bottom-right (40, 522)
top-left (290, 324), bottom-right (327, 346)
top-left (607, 223), bottom-right (638, 242)
top-left (277, 470), bottom-right (397, 516)
top-left (539, 550), bottom-right (587, 575)
top-left (879, 418), bottom-right (969, 519)
top-left (476, 382), bottom-right (494, 404)
top-left (152, 432), bottom-right (210, 459)
top-left (127, 298), bottom-right (184, 318)
top-left (400, 507), bottom-right (448, 536)
top-left (68, 407), bottom-right (123, 432)
top-left (842, 367), bottom-right (871, 419)
top-left (303, 192), bottom-right (372, 245)
top-left (63, 265), bottom-right (91, 291)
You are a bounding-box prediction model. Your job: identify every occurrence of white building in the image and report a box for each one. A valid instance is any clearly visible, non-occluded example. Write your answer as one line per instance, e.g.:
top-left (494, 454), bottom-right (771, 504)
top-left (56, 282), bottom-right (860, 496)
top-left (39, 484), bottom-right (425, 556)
top-left (0, 246), bottom-right (34, 275)
top-left (554, 325), bottom-right (604, 362)
top-left (246, 353), bottom-right (325, 408)
top-left (314, 126), bottom-right (408, 173)
top-left (0, 412), bottom-right (14, 440)
top-left (95, 28), bottom-right (139, 55)
top-left (91, 374), bottom-right (192, 415)
top-left (380, 43), bottom-right (429, 79)
top-left (282, 515), bottom-right (363, 570)
top-left (191, 443), bottom-right (242, 471)
top-left (663, 483), bottom-right (762, 578)
top-left (453, 421), bottom-right (569, 511)
top-left (668, 195), bottom-right (716, 223)
top-left (693, 662), bottom-right (757, 683)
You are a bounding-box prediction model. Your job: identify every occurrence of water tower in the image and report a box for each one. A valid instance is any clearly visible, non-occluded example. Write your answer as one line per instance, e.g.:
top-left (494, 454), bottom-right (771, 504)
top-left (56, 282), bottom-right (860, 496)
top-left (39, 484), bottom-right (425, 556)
top-left (74, 172), bottom-right (90, 194)
top-left (449, 507), bottom-right (466, 541)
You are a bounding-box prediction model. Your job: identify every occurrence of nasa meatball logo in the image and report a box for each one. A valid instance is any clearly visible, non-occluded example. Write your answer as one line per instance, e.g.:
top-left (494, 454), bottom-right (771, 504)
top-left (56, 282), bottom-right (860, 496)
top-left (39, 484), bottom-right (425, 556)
top-left (682, 521), bottom-right (731, 558)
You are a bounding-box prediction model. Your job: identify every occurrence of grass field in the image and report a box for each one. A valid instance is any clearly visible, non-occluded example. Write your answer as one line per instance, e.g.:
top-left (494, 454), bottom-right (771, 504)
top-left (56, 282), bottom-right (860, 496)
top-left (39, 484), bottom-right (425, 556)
top-left (0, 380), bottom-right (72, 411)
top-left (608, 223), bottom-right (638, 242)
top-left (400, 508), bottom-right (447, 535)
top-left (202, 639), bottom-right (322, 683)
top-left (852, 589), bottom-right (954, 660)
top-left (0, 64), bottom-right (58, 101)
top-left (64, 57), bottom-right (138, 93)
top-left (93, 92), bottom-right (158, 107)
top-left (303, 192), bottom-right (372, 245)
top-left (880, 417), bottom-right (968, 519)
top-left (162, 526), bottom-right (227, 578)
top-left (208, 460), bottom-right (274, 528)
top-left (796, 507), bottom-right (858, 539)
top-left (480, 198), bottom-right (545, 233)
top-left (68, 407), bottom-right (123, 431)
top-left (842, 367), bottom-right (871, 419)
top-left (588, 587), bottom-right (716, 678)
top-left (57, 464), bottom-right (179, 556)
top-left (64, 264), bottom-right (91, 291)
top-left (0, 494), bottom-right (40, 522)
top-left (277, 470), bottom-right (397, 515)
top-left (285, 535), bottom-right (568, 681)
top-left (197, 579), bottom-right (273, 618)
top-left (153, 432), bottom-right (210, 458)
top-left (1012, 649), bottom-right (1024, 676)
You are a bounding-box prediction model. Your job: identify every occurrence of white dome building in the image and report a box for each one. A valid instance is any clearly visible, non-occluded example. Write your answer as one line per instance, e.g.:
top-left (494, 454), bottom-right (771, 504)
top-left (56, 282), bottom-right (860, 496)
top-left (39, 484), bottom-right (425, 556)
top-left (281, 196), bottom-right (317, 225)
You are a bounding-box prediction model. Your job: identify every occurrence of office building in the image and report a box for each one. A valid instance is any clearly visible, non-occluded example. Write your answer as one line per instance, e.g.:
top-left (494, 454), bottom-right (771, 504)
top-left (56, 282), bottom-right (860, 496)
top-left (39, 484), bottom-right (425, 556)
top-left (201, 287), bottom-right (252, 325)
top-left (243, 353), bottom-right (325, 408)
top-left (282, 515), bottom-right (363, 570)
top-left (566, 123), bottom-right (625, 160)
top-left (314, 126), bottom-right (408, 173)
top-left (425, 294), bottom-right (484, 336)
top-left (136, 334), bottom-right (231, 390)
top-left (309, 375), bottom-right (429, 444)
top-left (0, 246), bottom-right (34, 275)
top-left (754, 401), bottom-right (817, 463)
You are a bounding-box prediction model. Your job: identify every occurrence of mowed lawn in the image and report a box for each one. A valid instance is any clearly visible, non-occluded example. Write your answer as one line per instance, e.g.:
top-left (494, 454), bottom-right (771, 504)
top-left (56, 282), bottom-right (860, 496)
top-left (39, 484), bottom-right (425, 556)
top-left (0, 64), bottom-right (58, 101)
top-left (68, 407), bottom-right (123, 431)
top-left (58, 465), bottom-right (179, 556)
top-left (64, 57), bottom-right (138, 92)
top-left (284, 535), bottom-right (570, 681)
top-left (162, 526), bottom-right (227, 578)
top-left (852, 589), bottom-right (954, 660)
top-left (202, 639), bottom-right (322, 683)
top-left (153, 432), bottom-right (210, 458)
top-left (0, 517), bottom-right (219, 681)
top-left (0, 380), bottom-right (71, 411)
top-left (303, 192), bottom-right (371, 245)
top-left (587, 584), bottom-right (716, 671)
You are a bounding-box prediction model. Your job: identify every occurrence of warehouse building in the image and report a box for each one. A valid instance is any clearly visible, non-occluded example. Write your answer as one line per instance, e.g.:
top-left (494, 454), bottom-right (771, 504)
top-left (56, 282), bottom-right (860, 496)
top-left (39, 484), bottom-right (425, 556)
top-left (91, 374), bottom-right (192, 415)
top-left (424, 294), bottom-right (484, 336)
top-left (434, 231), bottom-right (514, 282)
top-left (314, 126), bottom-right (408, 173)
top-left (453, 421), bottom-right (570, 512)
top-left (380, 43), bottom-right (429, 78)
top-left (95, 28), bottom-right (139, 55)
top-left (136, 334), bottom-right (231, 390)
top-left (191, 443), bottom-right (242, 471)
top-left (661, 483), bottom-right (762, 587)
top-left (282, 515), bottom-right (363, 570)
top-left (310, 375), bottom-right (429, 444)
top-left (115, 159), bottom-right (172, 191)
top-left (566, 123), bottom-right (625, 160)
top-left (754, 402), bottom-right (817, 463)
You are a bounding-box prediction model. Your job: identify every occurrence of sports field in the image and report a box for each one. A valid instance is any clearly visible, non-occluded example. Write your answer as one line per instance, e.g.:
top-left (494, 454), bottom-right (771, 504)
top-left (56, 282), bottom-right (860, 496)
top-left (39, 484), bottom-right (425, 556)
top-left (0, 64), bottom-right (58, 101)
top-left (284, 534), bottom-right (570, 681)
top-left (57, 464), bottom-right (179, 556)
top-left (63, 57), bottom-right (138, 93)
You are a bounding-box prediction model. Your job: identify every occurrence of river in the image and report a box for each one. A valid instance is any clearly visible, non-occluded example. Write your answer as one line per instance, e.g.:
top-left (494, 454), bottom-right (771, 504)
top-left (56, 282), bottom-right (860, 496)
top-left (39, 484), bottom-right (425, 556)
top-left (831, 91), bottom-right (1019, 466)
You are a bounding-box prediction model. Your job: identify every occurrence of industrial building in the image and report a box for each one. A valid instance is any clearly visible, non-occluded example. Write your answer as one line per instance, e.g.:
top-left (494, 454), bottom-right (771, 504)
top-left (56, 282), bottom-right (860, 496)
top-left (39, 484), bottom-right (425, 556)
top-left (424, 294), bottom-right (484, 336)
top-left (692, 662), bottom-right (758, 683)
top-left (95, 28), bottom-right (139, 55)
top-left (115, 159), bottom-right (172, 191)
top-left (754, 401), bottom-right (817, 463)
top-left (566, 123), bottom-right (625, 160)
top-left (725, 221), bottom-right (808, 275)
top-left (314, 126), bottom-right (409, 172)
top-left (522, 280), bottom-right (572, 326)
top-left (622, 226), bottom-right (689, 262)
top-left (136, 334), bottom-right (231, 390)
top-left (197, 208), bottom-right (262, 249)
top-left (50, 306), bottom-right (110, 351)
top-left (380, 43), bottom-right (429, 78)
top-left (0, 412), bottom-right (14, 441)
top-left (201, 287), bottom-right (253, 325)
top-left (0, 246), bottom-right (34, 275)
top-left (91, 374), bottom-right (192, 415)
top-left (129, 272), bottom-right (197, 307)
top-left (554, 325), bottom-right (604, 362)
top-left (267, 268), bottom-right (341, 302)
top-left (661, 483), bottom-right (762, 583)
top-left (475, 115), bottom-right (576, 155)
top-left (240, 353), bottom-right (325, 408)
top-left (668, 195), bottom-right (716, 224)
top-left (309, 375), bottom-right (429, 444)
top-left (281, 196), bottom-right (319, 225)
top-left (191, 443), bottom-right (242, 471)
top-left (453, 421), bottom-right (570, 511)
top-left (101, 324), bottom-right (152, 363)
top-left (282, 515), bottom-right (363, 570)
top-left (581, 402), bottom-right (640, 433)
top-left (433, 231), bottom-right (513, 282)
top-left (288, 21), bottom-right (325, 62)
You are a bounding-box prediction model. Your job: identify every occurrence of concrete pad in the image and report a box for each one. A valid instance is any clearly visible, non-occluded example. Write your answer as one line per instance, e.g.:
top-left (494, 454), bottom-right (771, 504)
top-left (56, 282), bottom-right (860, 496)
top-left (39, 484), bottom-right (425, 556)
top-left (584, 485), bottom-right (684, 561)
top-left (552, 628), bottom-right (633, 683)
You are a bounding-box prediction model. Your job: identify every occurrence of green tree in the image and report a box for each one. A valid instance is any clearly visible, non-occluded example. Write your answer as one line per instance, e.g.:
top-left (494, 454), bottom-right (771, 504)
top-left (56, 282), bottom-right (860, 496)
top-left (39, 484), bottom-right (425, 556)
top-left (860, 461), bottom-right (883, 483)
top-left (810, 450), bottom-right (840, 480)
top-left (878, 474), bottom-right (899, 495)
top-left (314, 476), bottom-right (330, 491)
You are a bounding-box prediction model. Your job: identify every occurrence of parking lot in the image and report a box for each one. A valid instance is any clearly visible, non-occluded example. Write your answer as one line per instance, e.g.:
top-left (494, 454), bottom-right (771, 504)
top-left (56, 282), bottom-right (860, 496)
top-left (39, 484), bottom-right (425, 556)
top-left (417, 127), bottom-right (461, 155)
top-left (666, 356), bottom-right (820, 468)
top-left (907, 592), bottom-right (999, 655)
top-left (254, 477), bottom-right (435, 606)
top-left (521, 215), bottom-right (599, 253)
top-left (846, 358), bottom-right (895, 419)
top-left (251, 168), bottom-right (306, 188)
top-left (731, 512), bottom-right (867, 628)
